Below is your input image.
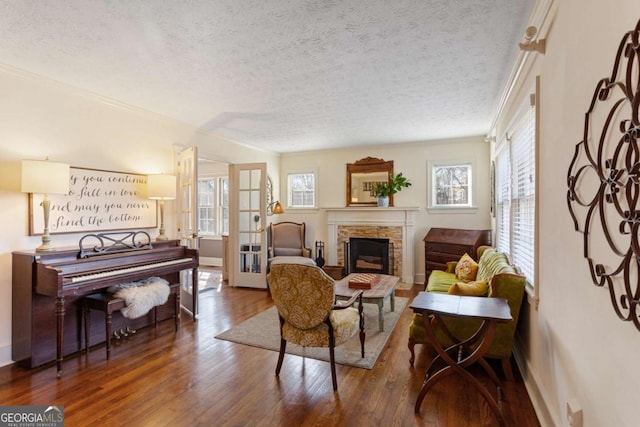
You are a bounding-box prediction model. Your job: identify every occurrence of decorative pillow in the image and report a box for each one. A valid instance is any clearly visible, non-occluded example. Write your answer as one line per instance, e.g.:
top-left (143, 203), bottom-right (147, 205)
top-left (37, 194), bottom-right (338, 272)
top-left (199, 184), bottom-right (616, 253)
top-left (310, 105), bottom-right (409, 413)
top-left (447, 279), bottom-right (489, 296)
top-left (454, 253), bottom-right (478, 282)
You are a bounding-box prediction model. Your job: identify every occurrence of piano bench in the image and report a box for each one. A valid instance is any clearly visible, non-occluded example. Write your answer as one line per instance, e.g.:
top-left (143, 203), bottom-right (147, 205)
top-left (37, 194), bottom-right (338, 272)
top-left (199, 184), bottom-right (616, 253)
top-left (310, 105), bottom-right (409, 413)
top-left (81, 284), bottom-right (180, 360)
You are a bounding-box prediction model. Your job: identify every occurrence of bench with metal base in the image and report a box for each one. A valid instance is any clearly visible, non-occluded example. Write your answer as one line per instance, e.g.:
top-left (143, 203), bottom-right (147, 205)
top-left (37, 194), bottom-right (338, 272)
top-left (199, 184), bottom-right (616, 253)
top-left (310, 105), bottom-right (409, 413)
top-left (81, 283), bottom-right (180, 360)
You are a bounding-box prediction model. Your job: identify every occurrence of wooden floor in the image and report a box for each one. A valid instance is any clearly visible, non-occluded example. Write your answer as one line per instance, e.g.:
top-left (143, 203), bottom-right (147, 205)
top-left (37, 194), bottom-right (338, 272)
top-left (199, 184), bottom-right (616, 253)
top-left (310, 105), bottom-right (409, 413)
top-left (0, 269), bottom-right (539, 426)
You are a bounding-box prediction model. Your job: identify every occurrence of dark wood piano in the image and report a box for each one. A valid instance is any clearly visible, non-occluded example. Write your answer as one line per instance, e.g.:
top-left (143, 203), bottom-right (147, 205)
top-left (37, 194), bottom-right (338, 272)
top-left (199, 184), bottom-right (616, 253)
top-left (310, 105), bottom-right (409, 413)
top-left (12, 237), bottom-right (198, 377)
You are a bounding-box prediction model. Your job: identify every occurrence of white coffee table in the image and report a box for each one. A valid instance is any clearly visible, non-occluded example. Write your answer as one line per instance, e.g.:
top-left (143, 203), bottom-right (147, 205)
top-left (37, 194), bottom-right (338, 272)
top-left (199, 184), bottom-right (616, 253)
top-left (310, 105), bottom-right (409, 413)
top-left (334, 274), bottom-right (400, 332)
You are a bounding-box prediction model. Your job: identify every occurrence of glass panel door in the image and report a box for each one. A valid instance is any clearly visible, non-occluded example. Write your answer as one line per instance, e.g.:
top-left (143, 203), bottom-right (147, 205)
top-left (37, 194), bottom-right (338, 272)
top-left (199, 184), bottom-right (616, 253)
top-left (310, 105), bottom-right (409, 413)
top-left (229, 163), bottom-right (266, 288)
top-left (177, 146), bottom-right (199, 317)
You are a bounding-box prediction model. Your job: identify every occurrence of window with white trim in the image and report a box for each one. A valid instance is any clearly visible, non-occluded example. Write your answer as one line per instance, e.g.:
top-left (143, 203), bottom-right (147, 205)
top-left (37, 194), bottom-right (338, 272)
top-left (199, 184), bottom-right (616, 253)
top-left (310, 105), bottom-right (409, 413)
top-left (427, 160), bottom-right (476, 211)
top-left (219, 177), bottom-right (229, 234)
top-left (432, 163), bottom-right (472, 207)
top-left (287, 172), bottom-right (316, 208)
top-left (197, 176), bottom-right (229, 236)
top-left (495, 104), bottom-right (536, 285)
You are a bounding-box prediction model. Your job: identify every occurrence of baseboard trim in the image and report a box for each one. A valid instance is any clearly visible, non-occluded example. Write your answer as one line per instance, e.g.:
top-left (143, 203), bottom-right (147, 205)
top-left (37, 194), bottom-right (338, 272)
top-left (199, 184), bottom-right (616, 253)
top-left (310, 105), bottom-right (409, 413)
top-left (513, 336), bottom-right (561, 427)
top-left (200, 256), bottom-right (222, 267)
top-left (0, 343), bottom-right (13, 367)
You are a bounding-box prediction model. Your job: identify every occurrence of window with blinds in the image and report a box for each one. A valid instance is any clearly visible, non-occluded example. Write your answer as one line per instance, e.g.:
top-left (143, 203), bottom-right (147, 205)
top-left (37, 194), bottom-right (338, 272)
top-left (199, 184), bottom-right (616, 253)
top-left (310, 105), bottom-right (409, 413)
top-left (495, 106), bottom-right (536, 285)
top-left (496, 146), bottom-right (511, 254)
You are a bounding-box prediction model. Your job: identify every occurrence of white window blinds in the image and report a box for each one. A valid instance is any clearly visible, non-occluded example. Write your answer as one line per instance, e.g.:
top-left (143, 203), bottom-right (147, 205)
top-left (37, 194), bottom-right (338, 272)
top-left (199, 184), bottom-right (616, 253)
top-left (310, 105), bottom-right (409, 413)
top-left (511, 109), bottom-right (536, 283)
top-left (495, 106), bottom-right (536, 285)
top-left (496, 146), bottom-right (511, 254)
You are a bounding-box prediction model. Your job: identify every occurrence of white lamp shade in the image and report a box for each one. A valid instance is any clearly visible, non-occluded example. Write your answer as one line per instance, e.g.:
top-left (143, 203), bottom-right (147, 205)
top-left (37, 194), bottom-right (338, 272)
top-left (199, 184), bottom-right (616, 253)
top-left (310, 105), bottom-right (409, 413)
top-left (21, 159), bottom-right (70, 195)
top-left (147, 174), bottom-right (176, 200)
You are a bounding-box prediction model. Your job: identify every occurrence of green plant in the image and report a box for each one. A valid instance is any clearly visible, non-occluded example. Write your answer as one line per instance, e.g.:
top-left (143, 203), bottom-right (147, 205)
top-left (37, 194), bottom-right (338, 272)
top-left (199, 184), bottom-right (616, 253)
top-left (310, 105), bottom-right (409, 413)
top-left (373, 172), bottom-right (412, 197)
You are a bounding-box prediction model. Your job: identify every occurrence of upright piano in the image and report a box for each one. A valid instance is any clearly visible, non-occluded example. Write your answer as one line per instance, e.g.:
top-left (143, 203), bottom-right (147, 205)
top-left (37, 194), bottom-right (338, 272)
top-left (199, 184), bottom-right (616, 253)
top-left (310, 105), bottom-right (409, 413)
top-left (12, 238), bottom-right (198, 377)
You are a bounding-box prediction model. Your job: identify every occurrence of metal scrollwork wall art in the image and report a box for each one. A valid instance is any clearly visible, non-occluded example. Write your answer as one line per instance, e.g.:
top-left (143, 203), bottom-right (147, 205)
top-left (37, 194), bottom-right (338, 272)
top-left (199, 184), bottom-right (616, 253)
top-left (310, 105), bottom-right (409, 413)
top-left (567, 18), bottom-right (640, 330)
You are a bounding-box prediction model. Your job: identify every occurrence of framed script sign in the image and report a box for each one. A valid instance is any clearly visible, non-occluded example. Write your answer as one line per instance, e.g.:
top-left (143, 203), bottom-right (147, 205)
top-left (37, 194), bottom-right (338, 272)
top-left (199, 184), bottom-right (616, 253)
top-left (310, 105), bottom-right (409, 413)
top-left (28, 167), bottom-right (157, 235)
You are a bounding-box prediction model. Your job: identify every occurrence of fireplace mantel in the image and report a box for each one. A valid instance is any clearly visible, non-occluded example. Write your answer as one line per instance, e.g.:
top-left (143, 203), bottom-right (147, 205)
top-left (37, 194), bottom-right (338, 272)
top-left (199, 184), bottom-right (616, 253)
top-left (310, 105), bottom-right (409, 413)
top-left (325, 207), bottom-right (418, 283)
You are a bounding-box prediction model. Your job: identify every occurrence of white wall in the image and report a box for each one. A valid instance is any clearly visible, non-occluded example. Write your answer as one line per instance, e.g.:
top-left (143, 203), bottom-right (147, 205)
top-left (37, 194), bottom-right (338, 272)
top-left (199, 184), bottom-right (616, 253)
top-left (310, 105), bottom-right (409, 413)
top-left (0, 65), bottom-right (278, 366)
top-left (493, 1), bottom-right (640, 426)
top-left (277, 136), bottom-right (492, 284)
top-left (6, 3), bottom-right (638, 424)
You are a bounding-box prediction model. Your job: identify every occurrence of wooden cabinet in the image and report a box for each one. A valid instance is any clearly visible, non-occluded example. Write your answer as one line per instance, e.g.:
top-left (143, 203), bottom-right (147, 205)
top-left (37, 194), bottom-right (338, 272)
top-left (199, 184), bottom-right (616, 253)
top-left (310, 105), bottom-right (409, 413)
top-left (423, 228), bottom-right (492, 284)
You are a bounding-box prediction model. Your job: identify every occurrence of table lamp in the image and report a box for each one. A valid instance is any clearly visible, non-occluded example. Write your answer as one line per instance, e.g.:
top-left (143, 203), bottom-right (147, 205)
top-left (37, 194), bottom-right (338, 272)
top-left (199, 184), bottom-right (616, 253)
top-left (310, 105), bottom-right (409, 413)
top-left (21, 158), bottom-right (70, 252)
top-left (147, 174), bottom-right (176, 241)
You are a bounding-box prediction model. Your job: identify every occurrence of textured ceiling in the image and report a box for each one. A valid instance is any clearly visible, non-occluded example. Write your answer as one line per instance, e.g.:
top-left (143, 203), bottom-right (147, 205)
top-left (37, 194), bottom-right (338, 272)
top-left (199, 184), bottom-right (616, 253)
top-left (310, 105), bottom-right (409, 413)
top-left (0, 0), bottom-right (535, 153)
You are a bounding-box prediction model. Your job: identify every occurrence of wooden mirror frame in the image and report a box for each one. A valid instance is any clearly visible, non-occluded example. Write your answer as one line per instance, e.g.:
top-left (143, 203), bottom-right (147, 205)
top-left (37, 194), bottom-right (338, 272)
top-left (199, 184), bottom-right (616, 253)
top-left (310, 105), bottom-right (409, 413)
top-left (346, 157), bottom-right (394, 206)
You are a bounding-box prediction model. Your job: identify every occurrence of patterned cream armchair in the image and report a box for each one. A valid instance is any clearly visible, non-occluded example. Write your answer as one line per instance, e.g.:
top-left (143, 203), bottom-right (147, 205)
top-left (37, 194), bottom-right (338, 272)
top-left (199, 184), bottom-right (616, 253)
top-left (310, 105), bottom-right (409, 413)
top-left (267, 263), bottom-right (365, 391)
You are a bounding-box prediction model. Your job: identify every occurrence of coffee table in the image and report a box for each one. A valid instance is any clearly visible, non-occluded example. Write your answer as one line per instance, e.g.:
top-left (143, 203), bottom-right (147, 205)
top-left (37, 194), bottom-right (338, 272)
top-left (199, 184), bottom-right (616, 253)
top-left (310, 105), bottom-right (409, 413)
top-left (334, 274), bottom-right (399, 332)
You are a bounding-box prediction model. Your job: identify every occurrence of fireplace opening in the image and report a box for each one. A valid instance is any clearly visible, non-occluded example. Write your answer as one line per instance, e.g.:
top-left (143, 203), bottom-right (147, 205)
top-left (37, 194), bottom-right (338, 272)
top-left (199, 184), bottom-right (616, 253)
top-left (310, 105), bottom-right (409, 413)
top-left (345, 237), bottom-right (394, 275)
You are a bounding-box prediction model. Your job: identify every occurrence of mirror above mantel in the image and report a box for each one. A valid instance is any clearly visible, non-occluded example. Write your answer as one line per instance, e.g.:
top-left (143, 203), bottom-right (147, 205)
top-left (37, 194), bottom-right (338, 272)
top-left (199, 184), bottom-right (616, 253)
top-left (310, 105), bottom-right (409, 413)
top-left (346, 157), bottom-right (393, 207)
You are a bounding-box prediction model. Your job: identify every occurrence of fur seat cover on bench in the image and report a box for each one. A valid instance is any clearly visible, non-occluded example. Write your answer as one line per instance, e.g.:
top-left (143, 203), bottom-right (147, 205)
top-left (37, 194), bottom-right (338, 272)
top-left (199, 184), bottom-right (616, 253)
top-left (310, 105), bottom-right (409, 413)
top-left (107, 277), bottom-right (170, 319)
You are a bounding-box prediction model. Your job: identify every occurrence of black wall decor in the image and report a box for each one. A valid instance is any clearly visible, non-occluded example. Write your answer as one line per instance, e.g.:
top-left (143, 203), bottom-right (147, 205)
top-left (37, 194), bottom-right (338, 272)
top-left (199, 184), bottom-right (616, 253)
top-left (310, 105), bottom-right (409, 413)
top-left (567, 18), bottom-right (640, 330)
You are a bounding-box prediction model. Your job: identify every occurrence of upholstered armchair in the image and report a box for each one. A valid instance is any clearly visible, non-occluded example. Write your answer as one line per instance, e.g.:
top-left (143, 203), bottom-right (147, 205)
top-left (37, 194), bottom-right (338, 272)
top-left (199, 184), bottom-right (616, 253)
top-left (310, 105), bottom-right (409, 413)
top-left (267, 222), bottom-right (312, 259)
top-left (266, 263), bottom-right (365, 391)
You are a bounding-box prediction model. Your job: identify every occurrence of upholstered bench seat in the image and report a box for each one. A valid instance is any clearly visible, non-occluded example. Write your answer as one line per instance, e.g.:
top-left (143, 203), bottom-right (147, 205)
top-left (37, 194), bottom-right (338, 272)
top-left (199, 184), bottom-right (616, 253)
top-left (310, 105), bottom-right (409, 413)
top-left (82, 282), bottom-right (180, 360)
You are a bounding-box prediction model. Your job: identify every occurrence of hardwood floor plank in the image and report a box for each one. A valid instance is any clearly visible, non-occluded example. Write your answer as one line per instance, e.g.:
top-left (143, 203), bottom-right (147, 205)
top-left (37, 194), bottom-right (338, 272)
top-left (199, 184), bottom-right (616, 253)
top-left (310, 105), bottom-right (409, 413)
top-left (0, 270), bottom-right (539, 426)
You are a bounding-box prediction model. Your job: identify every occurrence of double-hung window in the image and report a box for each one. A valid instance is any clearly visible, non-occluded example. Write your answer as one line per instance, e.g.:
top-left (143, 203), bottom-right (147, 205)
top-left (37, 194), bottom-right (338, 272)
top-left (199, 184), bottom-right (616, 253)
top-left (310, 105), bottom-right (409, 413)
top-left (198, 176), bottom-right (229, 236)
top-left (198, 179), bottom-right (216, 235)
top-left (432, 163), bottom-right (472, 207)
top-left (218, 177), bottom-right (229, 234)
top-left (287, 171), bottom-right (316, 208)
top-left (427, 160), bottom-right (476, 211)
top-left (495, 102), bottom-right (536, 285)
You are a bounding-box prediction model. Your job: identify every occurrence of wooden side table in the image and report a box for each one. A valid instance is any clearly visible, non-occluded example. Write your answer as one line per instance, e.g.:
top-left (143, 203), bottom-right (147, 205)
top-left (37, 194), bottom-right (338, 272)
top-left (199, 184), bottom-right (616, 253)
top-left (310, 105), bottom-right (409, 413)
top-left (410, 292), bottom-right (512, 426)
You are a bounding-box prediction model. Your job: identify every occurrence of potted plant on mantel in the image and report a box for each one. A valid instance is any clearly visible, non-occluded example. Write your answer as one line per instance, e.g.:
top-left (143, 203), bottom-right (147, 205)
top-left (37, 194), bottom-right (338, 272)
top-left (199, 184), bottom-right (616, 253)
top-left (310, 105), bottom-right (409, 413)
top-left (373, 172), bottom-right (412, 207)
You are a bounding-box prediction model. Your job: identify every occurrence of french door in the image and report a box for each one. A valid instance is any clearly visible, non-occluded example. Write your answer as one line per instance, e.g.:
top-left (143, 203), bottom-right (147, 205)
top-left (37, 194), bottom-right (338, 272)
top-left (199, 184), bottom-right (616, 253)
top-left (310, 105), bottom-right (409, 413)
top-left (228, 163), bottom-right (267, 288)
top-left (177, 146), bottom-right (199, 317)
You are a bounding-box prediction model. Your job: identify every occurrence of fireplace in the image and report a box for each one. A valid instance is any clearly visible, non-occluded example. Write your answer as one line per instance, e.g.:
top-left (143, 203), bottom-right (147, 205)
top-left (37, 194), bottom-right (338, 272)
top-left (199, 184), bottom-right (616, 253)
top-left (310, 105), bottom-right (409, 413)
top-left (345, 238), bottom-right (394, 275)
top-left (326, 207), bottom-right (418, 283)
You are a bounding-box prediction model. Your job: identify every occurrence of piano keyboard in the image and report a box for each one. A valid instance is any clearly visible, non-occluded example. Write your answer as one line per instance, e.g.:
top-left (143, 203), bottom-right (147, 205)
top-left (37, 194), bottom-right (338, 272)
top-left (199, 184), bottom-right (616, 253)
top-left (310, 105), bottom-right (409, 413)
top-left (69, 258), bottom-right (194, 283)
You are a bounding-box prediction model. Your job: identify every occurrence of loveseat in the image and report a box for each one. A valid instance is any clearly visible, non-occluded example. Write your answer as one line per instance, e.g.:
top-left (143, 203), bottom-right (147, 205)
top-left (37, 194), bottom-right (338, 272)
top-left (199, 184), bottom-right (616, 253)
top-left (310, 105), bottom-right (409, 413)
top-left (408, 246), bottom-right (526, 380)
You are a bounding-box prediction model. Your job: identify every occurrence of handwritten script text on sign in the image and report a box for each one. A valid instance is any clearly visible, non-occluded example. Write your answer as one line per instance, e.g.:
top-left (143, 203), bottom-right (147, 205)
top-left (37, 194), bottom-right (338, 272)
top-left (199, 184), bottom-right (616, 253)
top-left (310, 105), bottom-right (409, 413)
top-left (29, 168), bottom-right (157, 235)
